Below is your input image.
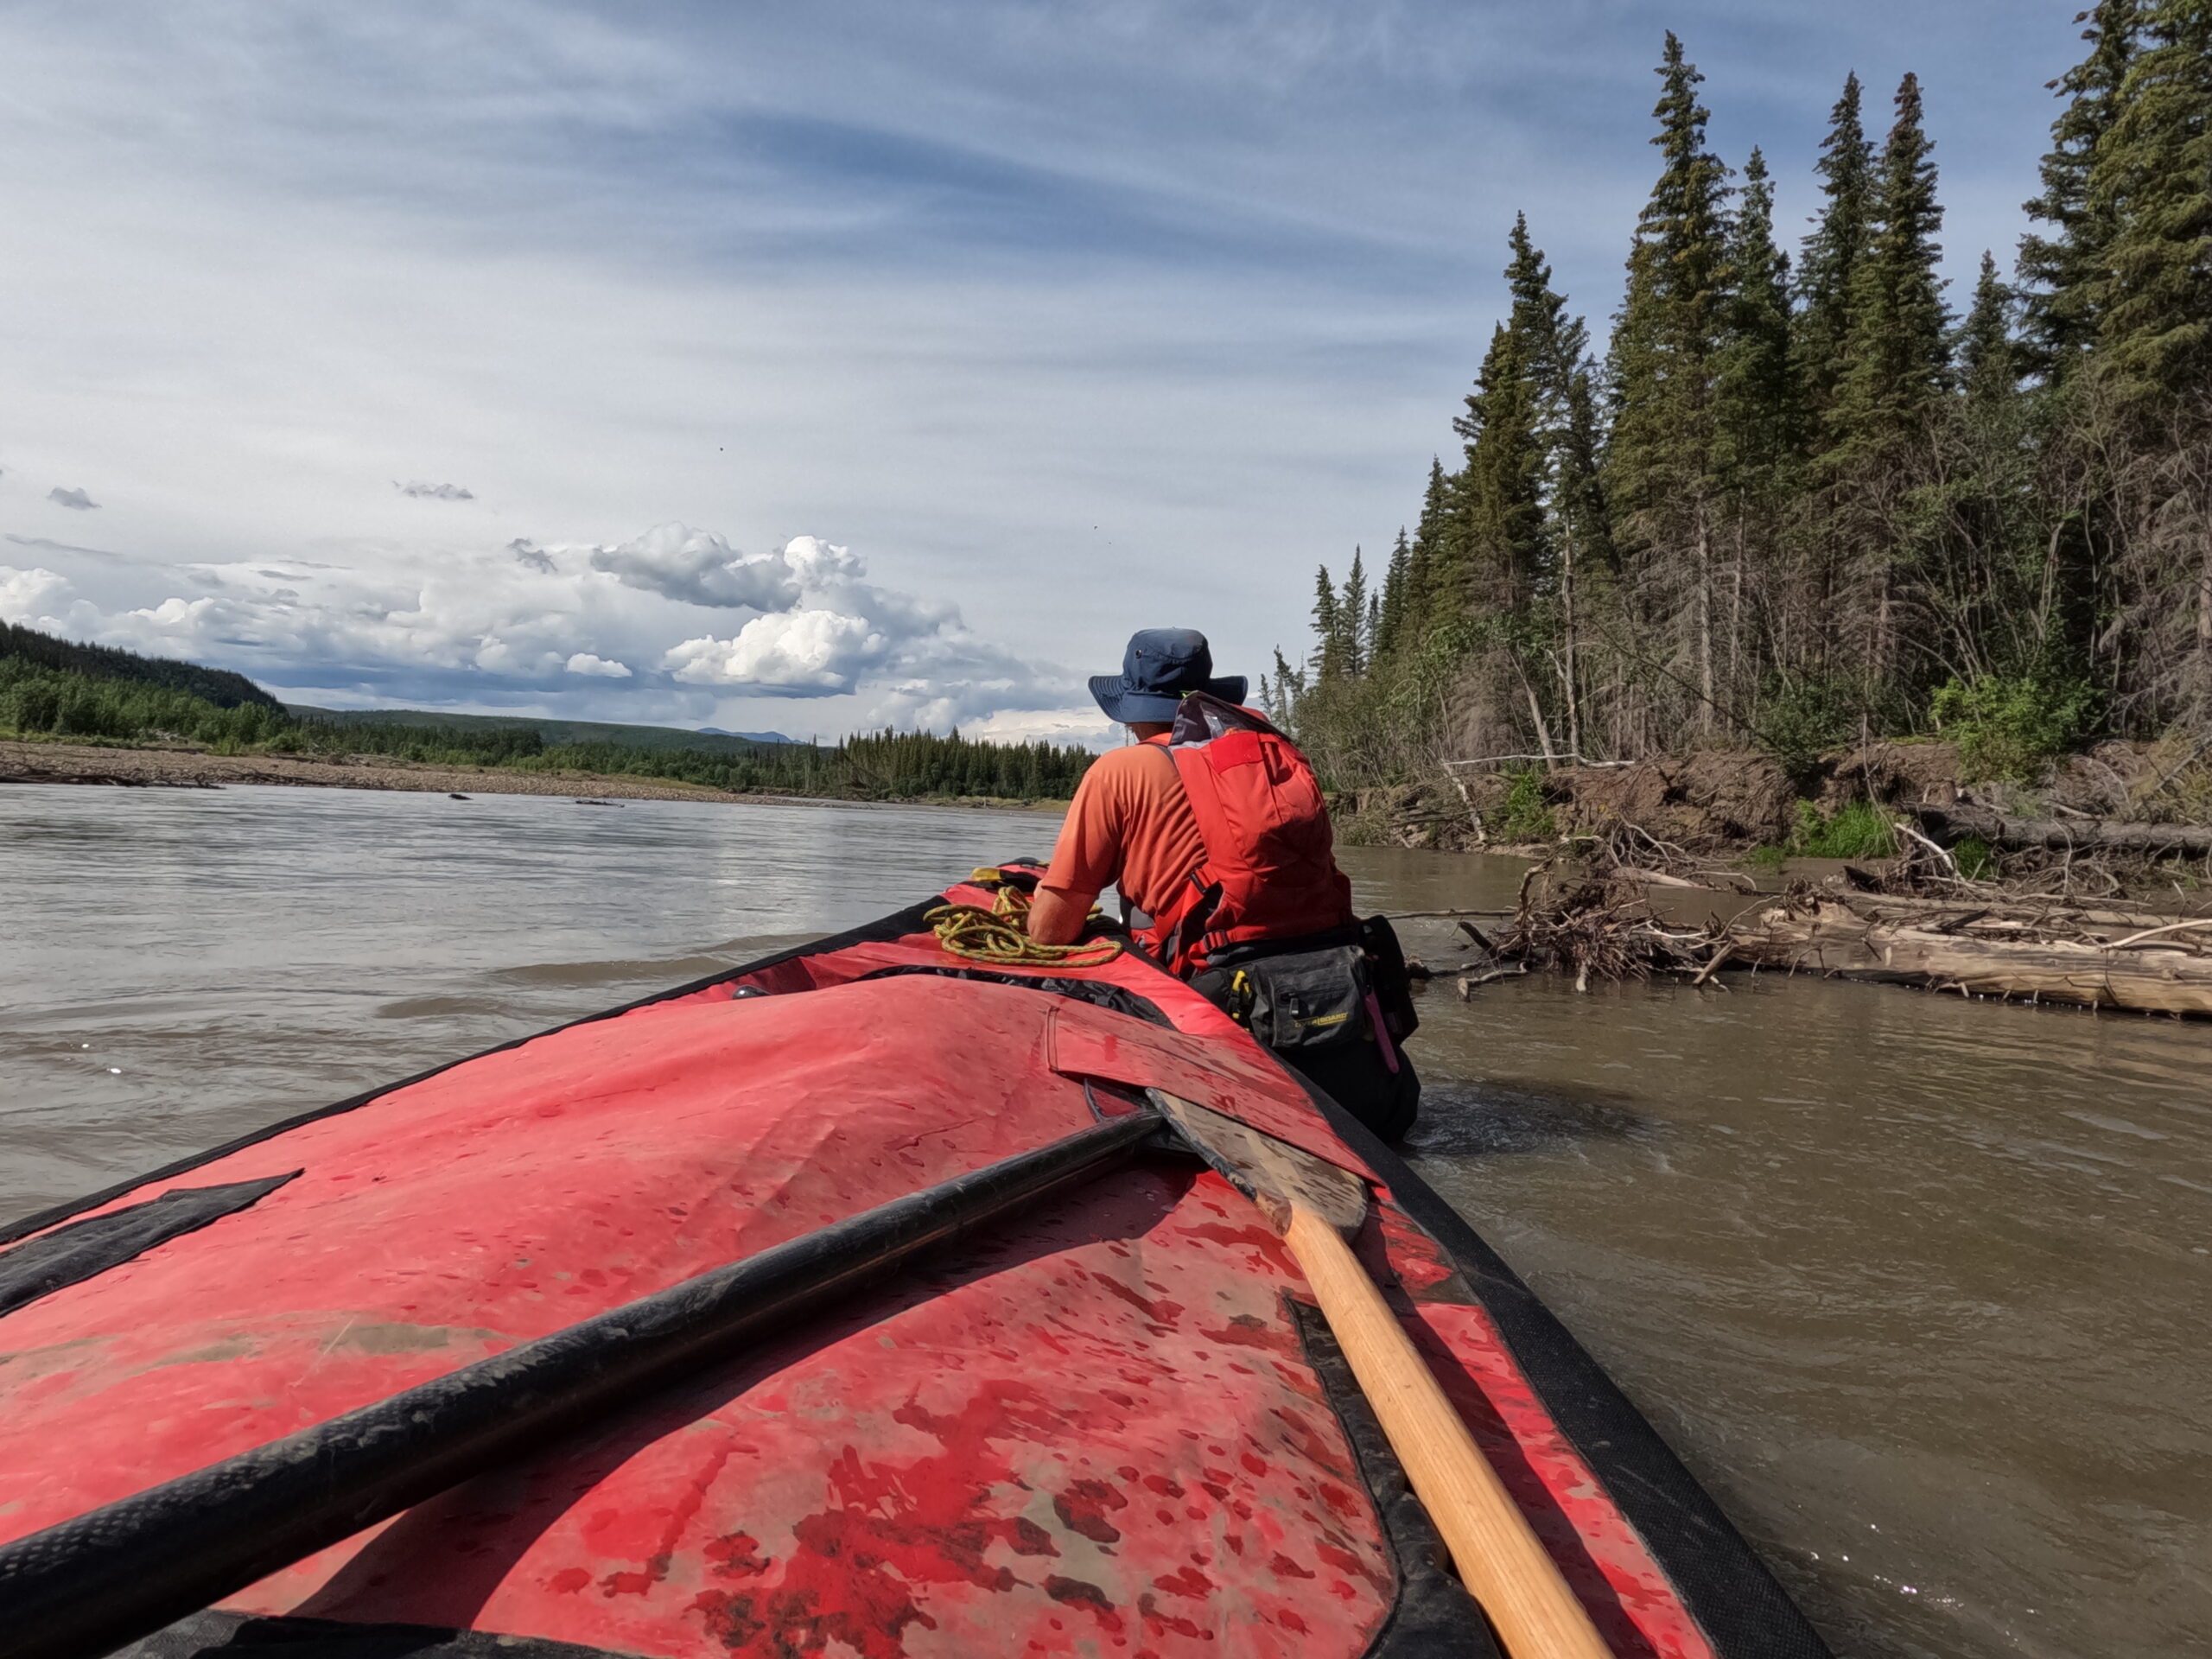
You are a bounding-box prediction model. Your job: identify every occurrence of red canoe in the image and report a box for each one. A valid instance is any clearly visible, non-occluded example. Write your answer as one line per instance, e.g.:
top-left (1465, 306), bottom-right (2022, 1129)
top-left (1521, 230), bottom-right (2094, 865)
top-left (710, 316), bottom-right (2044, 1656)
top-left (0, 876), bottom-right (1829, 1659)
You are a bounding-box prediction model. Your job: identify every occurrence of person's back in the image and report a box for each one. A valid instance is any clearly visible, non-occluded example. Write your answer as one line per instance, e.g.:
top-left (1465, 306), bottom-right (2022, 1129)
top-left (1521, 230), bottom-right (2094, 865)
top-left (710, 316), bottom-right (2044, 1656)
top-left (1028, 628), bottom-right (1420, 1141)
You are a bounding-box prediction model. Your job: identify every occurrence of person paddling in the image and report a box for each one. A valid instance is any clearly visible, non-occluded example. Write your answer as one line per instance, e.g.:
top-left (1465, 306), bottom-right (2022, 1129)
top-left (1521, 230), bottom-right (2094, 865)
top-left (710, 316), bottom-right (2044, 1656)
top-left (1027, 628), bottom-right (1421, 1140)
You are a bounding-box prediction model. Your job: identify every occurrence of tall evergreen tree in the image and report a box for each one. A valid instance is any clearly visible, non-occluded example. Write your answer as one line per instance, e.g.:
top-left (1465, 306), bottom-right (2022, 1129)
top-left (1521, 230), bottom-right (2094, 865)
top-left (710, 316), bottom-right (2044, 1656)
top-left (1606, 32), bottom-right (1733, 730)
top-left (1407, 457), bottom-right (1452, 627)
top-left (1339, 547), bottom-right (1370, 677)
top-left (1717, 147), bottom-right (1798, 487)
top-left (2086, 0), bottom-right (2212, 415)
top-left (1713, 145), bottom-right (1797, 702)
top-left (1310, 566), bottom-right (1342, 680)
top-left (1823, 72), bottom-right (1950, 695)
top-left (1960, 251), bottom-right (2020, 409)
top-left (1505, 212), bottom-right (1611, 750)
top-left (1376, 527), bottom-right (1413, 658)
top-left (1834, 73), bottom-right (1951, 454)
top-left (1795, 73), bottom-right (1878, 432)
top-left (1454, 321), bottom-right (1548, 613)
top-left (2018, 1), bottom-right (2144, 380)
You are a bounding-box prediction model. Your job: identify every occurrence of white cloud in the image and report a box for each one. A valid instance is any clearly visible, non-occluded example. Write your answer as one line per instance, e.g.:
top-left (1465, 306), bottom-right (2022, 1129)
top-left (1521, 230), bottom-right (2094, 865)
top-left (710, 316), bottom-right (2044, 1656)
top-left (565, 651), bottom-right (631, 677)
top-left (0, 565), bottom-right (74, 624)
top-left (588, 524), bottom-right (803, 611)
top-left (48, 486), bottom-right (98, 511)
top-left (665, 608), bottom-right (889, 694)
top-left (396, 480), bottom-right (474, 501)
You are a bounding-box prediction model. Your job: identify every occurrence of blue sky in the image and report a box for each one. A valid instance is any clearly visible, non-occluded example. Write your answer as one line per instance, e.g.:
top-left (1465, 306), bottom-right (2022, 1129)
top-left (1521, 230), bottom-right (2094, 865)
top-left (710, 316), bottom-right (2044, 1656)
top-left (0, 2), bottom-right (2083, 741)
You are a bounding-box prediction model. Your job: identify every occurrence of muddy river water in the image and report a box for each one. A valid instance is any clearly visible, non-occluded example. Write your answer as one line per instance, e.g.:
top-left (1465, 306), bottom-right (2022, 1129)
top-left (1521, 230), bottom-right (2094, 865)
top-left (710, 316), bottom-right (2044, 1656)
top-left (3, 784), bottom-right (2206, 1657)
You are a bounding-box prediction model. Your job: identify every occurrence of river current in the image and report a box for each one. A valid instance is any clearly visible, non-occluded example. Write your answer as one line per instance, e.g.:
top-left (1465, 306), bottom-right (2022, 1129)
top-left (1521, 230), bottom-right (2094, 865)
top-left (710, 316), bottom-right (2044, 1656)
top-left (3, 783), bottom-right (2205, 1657)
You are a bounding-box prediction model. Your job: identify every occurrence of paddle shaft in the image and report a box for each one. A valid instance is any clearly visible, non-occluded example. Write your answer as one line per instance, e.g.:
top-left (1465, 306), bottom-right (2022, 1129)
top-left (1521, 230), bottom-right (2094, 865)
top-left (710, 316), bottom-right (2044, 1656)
top-left (1279, 1202), bottom-right (1614, 1659)
top-left (0, 1109), bottom-right (1160, 1659)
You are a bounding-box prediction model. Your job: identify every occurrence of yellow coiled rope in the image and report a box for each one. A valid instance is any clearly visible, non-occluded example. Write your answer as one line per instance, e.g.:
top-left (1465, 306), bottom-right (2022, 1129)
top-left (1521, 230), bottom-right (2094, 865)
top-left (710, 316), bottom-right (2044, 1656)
top-left (926, 869), bottom-right (1123, 969)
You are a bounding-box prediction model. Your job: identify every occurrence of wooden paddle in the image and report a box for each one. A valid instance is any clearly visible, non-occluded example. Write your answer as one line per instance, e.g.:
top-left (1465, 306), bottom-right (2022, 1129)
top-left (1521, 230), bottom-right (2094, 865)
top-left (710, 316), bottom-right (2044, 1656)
top-left (1151, 1090), bottom-right (1614, 1659)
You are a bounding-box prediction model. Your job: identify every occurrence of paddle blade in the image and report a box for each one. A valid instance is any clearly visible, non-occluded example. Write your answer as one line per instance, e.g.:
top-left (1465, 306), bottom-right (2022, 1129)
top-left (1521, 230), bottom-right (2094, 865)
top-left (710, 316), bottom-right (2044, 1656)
top-left (1149, 1090), bottom-right (1369, 1235)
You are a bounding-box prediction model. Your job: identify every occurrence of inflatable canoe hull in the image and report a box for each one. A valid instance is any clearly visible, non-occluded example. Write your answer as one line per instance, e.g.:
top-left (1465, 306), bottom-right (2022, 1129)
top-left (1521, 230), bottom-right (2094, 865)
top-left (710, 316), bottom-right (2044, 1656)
top-left (0, 880), bottom-right (1830, 1659)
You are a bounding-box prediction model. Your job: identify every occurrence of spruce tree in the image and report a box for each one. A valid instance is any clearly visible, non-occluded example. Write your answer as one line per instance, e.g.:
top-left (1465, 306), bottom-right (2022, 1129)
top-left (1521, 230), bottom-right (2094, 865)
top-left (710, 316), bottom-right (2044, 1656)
top-left (1310, 566), bottom-right (1342, 681)
top-left (1455, 321), bottom-right (1548, 614)
top-left (1717, 147), bottom-right (1797, 486)
top-left (1795, 73), bottom-right (1878, 434)
top-left (1834, 73), bottom-right (1951, 456)
top-left (1408, 457), bottom-right (1452, 631)
top-left (2086, 0), bottom-right (2212, 415)
top-left (2018, 1), bottom-right (2144, 380)
top-left (1339, 548), bottom-right (1370, 677)
top-left (1960, 251), bottom-right (2019, 409)
top-left (1376, 527), bottom-right (1413, 657)
top-left (1605, 33), bottom-right (1732, 729)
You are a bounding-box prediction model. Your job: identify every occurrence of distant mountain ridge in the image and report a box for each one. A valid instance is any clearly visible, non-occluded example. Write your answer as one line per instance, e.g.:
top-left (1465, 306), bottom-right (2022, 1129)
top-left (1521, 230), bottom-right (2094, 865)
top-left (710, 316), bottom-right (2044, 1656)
top-left (285, 706), bottom-right (794, 755)
top-left (0, 620), bottom-right (283, 712)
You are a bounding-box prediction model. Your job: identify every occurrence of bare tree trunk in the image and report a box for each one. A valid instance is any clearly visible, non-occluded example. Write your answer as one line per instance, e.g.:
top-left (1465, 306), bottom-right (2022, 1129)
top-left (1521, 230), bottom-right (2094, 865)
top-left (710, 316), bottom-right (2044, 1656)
top-left (1728, 512), bottom-right (1746, 694)
top-left (1560, 520), bottom-right (1582, 759)
top-left (1694, 501), bottom-right (1715, 736)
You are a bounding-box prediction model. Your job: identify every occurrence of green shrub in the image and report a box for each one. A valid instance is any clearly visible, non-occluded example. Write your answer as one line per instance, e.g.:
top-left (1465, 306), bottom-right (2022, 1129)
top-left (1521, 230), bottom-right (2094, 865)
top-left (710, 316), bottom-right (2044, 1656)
top-left (1952, 836), bottom-right (1996, 880)
top-left (1495, 768), bottom-right (1558, 842)
top-left (1788, 798), bottom-right (1897, 860)
top-left (1757, 675), bottom-right (1861, 779)
top-left (1929, 675), bottom-right (2097, 784)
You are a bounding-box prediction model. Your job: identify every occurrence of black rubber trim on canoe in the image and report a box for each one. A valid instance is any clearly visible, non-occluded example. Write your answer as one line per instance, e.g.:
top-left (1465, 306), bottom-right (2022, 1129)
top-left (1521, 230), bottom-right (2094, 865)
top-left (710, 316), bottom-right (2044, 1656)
top-left (1230, 1004), bottom-right (1834, 1659)
top-left (122, 1609), bottom-right (643, 1659)
top-left (851, 963), bottom-right (1173, 1027)
top-left (0, 1114), bottom-right (1166, 1659)
top-left (0, 1172), bottom-right (299, 1320)
top-left (0, 900), bottom-right (945, 1249)
top-left (1288, 1300), bottom-right (1498, 1659)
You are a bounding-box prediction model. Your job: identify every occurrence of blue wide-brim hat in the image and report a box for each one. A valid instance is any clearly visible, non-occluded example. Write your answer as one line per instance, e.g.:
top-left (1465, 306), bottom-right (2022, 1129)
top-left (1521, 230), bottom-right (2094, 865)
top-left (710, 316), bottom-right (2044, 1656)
top-left (1089, 627), bottom-right (1247, 724)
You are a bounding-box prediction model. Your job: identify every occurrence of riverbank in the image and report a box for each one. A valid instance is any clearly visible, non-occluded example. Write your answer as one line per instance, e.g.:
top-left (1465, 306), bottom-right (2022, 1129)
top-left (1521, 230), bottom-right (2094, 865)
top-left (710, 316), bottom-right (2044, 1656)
top-left (0, 740), bottom-right (1067, 811)
top-left (1346, 735), bottom-right (2212, 896)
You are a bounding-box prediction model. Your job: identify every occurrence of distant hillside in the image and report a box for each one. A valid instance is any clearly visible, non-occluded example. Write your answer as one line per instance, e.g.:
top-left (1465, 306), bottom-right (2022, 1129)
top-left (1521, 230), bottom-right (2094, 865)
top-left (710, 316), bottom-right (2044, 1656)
top-left (287, 706), bottom-right (790, 754)
top-left (0, 620), bottom-right (284, 711)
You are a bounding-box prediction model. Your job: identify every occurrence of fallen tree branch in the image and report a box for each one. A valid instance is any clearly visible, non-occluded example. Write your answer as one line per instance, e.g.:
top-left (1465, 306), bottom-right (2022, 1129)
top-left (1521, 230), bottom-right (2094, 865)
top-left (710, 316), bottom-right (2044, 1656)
top-left (1723, 898), bottom-right (2212, 1016)
top-left (1913, 803), bottom-right (2212, 858)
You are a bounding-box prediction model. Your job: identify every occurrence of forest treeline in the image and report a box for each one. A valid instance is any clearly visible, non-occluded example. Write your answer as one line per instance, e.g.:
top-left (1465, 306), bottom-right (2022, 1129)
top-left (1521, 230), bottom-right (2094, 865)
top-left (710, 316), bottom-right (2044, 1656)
top-left (0, 634), bottom-right (1094, 803)
top-left (0, 620), bottom-right (284, 713)
top-left (1269, 9), bottom-right (2212, 794)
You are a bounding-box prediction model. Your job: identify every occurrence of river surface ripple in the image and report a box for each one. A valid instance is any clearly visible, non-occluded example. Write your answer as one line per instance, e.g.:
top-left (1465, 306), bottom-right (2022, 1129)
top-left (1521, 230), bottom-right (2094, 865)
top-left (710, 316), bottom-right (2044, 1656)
top-left (3, 785), bottom-right (2207, 1658)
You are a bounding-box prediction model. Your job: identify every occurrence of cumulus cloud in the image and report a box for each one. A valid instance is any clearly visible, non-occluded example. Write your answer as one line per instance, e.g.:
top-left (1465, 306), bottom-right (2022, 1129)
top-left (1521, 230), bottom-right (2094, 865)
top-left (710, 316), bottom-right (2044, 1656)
top-left (0, 520), bottom-right (1077, 733)
top-left (48, 486), bottom-right (98, 510)
top-left (588, 523), bottom-right (802, 611)
top-left (664, 609), bottom-right (889, 695)
top-left (0, 564), bottom-right (73, 623)
top-left (396, 480), bottom-right (474, 501)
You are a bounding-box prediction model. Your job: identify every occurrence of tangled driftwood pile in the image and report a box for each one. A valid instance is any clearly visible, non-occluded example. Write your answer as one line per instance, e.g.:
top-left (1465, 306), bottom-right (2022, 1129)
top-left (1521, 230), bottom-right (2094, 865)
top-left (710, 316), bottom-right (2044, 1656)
top-left (1441, 825), bottom-right (2212, 1018)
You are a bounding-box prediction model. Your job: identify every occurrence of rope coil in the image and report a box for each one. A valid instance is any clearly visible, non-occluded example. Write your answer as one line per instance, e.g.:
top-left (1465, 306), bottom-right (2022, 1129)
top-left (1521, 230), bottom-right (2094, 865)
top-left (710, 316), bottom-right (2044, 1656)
top-left (927, 871), bottom-right (1122, 969)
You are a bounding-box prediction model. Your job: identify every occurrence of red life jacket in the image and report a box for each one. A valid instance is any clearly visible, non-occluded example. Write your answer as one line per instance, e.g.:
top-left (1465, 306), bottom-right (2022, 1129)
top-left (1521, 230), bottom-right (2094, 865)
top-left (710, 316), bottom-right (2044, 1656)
top-left (1137, 693), bottom-right (1354, 976)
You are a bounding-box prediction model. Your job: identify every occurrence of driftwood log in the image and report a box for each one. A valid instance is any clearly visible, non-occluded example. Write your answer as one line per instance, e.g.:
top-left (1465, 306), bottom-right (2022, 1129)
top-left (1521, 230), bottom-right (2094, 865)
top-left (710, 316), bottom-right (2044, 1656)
top-left (1460, 854), bottom-right (2212, 1018)
top-left (1723, 898), bottom-right (2212, 1015)
top-left (1912, 802), bottom-right (2212, 859)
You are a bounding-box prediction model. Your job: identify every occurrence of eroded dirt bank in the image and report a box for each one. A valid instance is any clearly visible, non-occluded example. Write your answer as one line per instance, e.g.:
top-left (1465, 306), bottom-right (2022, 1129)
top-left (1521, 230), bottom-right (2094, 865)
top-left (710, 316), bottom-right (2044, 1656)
top-left (1351, 737), bottom-right (2209, 858)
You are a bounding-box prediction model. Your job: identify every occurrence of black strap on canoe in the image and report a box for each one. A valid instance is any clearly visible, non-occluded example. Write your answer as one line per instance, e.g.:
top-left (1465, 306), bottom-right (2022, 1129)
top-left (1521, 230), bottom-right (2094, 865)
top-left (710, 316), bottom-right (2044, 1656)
top-left (0, 1110), bottom-right (1163, 1659)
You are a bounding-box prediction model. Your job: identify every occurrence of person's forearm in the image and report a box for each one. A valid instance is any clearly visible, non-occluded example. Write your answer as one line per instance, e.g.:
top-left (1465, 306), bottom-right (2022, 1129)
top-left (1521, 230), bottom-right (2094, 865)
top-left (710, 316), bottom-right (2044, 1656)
top-left (1026, 885), bottom-right (1093, 944)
